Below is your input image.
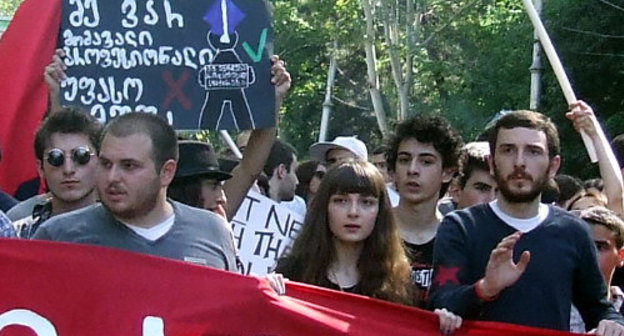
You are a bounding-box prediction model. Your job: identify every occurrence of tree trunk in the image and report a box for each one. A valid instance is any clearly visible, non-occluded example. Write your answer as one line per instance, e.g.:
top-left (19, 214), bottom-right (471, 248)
top-left (380, 0), bottom-right (417, 121)
top-left (319, 44), bottom-right (337, 142)
top-left (360, 0), bottom-right (389, 137)
top-left (529, 0), bottom-right (543, 110)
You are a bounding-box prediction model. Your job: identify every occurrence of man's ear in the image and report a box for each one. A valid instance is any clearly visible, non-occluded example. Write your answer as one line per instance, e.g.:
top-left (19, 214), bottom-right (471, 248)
top-left (160, 159), bottom-right (177, 186)
top-left (37, 159), bottom-right (45, 178)
top-left (486, 154), bottom-right (495, 176)
top-left (449, 179), bottom-right (461, 204)
top-left (548, 155), bottom-right (561, 179)
top-left (617, 248), bottom-right (624, 268)
top-left (276, 163), bottom-right (287, 179)
top-left (442, 167), bottom-right (456, 184)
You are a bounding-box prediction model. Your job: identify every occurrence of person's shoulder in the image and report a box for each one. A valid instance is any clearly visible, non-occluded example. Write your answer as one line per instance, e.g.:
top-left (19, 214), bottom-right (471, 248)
top-left (39, 203), bottom-right (105, 232)
top-left (0, 189), bottom-right (17, 212)
top-left (172, 201), bottom-right (229, 228)
top-left (544, 205), bottom-right (592, 235)
top-left (173, 201), bottom-right (219, 219)
top-left (439, 204), bottom-right (496, 238)
top-left (6, 194), bottom-right (49, 221)
top-left (443, 203), bottom-right (492, 225)
top-left (546, 205), bottom-right (586, 226)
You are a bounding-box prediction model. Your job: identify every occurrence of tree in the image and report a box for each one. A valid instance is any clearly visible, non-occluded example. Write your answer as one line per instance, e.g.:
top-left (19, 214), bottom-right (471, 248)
top-left (0, 0), bottom-right (23, 17)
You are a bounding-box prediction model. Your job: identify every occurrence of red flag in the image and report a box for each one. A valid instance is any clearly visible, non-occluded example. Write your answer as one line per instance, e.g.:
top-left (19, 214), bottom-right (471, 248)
top-left (0, 239), bottom-right (578, 336)
top-left (0, 0), bottom-right (61, 195)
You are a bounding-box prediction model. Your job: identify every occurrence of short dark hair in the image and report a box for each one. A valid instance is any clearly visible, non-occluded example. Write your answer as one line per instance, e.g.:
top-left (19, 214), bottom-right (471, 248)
top-left (541, 179), bottom-right (560, 204)
top-left (34, 107), bottom-right (103, 161)
top-left (458, 143), bottom-right (490, 189)
top-left (554, 174), bottom-right (584, 204)
top-left (584, 178), bottom-right (604, 192)
top-left (168, 176), bottom-right (203, 208)
top-left (612, 134), bottom-right (624, 169)
top-left (101, 113), bottom-right (178, 171)
top-left (295, 160), bottom-right (321, 199)
top-left (263, 139), bottom-right (297, 178)
top-left (488, 110), bottom-right (560, 159)
top-left (372, 145), bottom-right (388, 157)
top-left (387, 115), bottom-right (464, 171)
top-left (580, 206), bottom-right (624, 249)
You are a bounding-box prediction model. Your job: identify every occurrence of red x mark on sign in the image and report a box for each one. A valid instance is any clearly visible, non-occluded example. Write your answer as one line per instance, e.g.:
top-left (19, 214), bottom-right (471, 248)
top-left (162, 70), bottom-right (192, 110)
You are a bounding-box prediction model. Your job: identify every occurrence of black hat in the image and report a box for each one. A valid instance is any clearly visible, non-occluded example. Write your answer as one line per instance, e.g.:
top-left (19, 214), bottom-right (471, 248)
top-left (175, 141), bottom-right (232, 181)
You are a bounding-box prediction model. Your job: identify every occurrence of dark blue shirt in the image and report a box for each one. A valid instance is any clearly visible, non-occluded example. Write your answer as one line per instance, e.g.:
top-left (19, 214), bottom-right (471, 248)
top-left (429, 204), bottom-right (624, 331)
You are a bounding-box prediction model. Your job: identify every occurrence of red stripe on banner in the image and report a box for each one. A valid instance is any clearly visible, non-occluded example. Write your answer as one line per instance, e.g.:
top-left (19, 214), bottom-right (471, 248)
top-left (0, 0), bottom-right (61, 195)
top-left (0, 239), bottom-right (578, 335)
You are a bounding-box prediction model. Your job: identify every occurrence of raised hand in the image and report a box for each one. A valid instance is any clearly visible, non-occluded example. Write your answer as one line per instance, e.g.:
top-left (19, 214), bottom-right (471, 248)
top-left (566, 100), bottom-right (598, 138)
top-left (270, 55), bottom-right (291, 101)
top-left (44, 48), bottom-right (67, 114)
top-left (478, 231), bottom-right (531, 299)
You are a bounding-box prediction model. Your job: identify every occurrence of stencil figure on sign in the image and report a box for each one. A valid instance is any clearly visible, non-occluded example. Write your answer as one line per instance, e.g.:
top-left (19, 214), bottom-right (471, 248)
top-left (198, 0), bottom-right (256, 130)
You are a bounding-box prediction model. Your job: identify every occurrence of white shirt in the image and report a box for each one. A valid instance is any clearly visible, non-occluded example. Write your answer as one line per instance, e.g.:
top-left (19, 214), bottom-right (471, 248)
top-left (387, 184), bottom-right (400, 207)
top-left (489, 200), bottom-right (549, 233)
top-left (281, 195), bottom-right (307, 217)
top-left (124, 215), bottom-right (175, 241)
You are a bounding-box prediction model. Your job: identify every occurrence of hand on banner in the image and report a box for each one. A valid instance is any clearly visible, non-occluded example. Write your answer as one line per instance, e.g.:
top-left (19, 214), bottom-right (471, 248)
top-left (478, 231), bottom-right (530, 300)
top-left (590, 319), bottom-right (624, 336)
top-left (44, 48), bottom-right (67, 114)
top-left (566, 100), bottom-right (598, 138)
top-left (265, 272), bottom-right (288, 295)
top-left (271, 55), bottom-right (291, 103)
top-left (434, 308), bottom-right (462, 334)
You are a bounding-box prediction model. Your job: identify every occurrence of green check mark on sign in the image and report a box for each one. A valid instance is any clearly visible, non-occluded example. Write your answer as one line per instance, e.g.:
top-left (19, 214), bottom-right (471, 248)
top-left (243, 28), bottom-right (268, 63)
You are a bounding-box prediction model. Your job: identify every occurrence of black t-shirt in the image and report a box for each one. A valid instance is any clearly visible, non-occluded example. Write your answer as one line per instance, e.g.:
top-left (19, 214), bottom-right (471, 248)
top-left (404, 238), bottom-right (434, 304)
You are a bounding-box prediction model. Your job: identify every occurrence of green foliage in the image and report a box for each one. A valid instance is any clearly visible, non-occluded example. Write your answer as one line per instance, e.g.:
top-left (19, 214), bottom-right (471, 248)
top-left (538, 0), bottom-right (624, 178)
top-left (0, 0), bottom-right (22, 17)
top-left (273, 0), bottom-right (623, 180)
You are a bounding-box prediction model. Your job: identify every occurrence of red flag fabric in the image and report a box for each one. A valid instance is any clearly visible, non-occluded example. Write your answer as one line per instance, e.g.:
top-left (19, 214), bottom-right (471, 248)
top-left (0, 0), bottom-right (60, 195)
top-left (0, 239), bottom-right (578, 335)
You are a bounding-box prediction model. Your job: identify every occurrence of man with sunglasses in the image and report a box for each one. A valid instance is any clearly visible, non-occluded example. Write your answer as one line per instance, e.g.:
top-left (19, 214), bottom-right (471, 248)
top-left (33, 113), bottom-right (237, 270)
top-left (13, 107), bottom-right (102, 238)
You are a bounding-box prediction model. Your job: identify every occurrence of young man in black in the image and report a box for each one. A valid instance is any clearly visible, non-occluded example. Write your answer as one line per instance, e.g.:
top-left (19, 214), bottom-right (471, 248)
top-left (387, 115), bottom-right (463, 304)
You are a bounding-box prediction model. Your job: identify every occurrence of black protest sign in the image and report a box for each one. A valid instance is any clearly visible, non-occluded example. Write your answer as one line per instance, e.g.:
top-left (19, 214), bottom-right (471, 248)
top-left (59, 0), bottom-right (275, 130)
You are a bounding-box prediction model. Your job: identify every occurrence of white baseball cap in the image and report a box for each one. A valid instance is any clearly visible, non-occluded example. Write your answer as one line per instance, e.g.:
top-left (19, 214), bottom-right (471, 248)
top-left (309, 136), bottom-right (368, 162)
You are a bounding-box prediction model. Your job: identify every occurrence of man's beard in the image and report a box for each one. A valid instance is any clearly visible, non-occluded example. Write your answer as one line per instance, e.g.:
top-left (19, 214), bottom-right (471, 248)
top-left (493, 163), bottom-right (550, 203)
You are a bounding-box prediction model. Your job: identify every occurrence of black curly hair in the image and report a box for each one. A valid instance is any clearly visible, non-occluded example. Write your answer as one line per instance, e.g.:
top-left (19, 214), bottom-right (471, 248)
top-left (387, 115), bottom-right (464, 171)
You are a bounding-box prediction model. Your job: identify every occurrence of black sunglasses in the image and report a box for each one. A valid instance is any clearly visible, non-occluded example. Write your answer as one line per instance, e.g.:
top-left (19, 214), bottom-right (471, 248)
top-left (45, 146), bottom-right (95, 167)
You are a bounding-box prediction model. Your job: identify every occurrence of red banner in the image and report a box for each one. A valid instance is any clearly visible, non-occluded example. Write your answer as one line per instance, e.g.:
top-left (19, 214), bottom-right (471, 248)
top-left (0, 0), bottom-right (60, 195)
top-left (0, 239), bottom-right (577, 336)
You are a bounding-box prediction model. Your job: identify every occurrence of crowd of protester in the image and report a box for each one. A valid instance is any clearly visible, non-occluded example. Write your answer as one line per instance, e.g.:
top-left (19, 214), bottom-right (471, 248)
top-left (1, 49), bottom-right (624, 335)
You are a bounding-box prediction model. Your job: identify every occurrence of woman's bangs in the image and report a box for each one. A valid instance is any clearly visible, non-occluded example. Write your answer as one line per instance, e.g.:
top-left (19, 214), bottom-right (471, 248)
top-left (330, 165), bottom-right (380, 197)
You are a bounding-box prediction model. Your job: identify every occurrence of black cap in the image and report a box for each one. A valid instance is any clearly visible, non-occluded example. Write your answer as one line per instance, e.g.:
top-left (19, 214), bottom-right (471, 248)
top-left (175, 141), bottom-right (232, 181)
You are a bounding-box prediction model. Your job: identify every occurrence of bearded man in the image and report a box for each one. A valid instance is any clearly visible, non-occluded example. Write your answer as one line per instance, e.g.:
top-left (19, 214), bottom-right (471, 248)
top-left (429, 108), bottom-right (624, 335)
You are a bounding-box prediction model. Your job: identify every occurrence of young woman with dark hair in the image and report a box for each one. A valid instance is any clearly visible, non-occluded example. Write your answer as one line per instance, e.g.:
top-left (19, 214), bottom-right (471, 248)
top-left (275, 160), bottom-right (462, 333)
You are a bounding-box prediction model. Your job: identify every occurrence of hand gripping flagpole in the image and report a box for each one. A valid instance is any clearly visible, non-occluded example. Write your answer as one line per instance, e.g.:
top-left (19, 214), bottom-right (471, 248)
top-left (522, 0), bottom-right (597, 162)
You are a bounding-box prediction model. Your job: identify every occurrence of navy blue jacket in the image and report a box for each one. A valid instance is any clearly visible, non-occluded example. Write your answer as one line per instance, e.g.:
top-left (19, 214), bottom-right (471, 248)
top-left (429, 204), bottom-right (624, 331)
